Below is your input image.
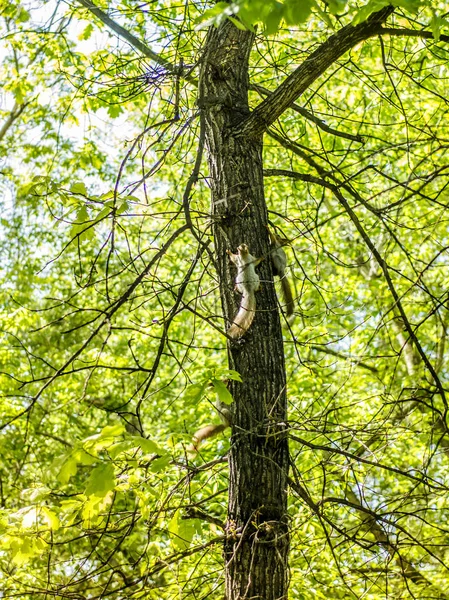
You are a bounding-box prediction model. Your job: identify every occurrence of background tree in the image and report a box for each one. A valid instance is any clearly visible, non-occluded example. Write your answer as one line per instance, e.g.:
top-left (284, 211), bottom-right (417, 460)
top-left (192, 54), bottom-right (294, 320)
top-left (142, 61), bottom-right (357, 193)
top-left (1, 1), bottom-right (449, 598)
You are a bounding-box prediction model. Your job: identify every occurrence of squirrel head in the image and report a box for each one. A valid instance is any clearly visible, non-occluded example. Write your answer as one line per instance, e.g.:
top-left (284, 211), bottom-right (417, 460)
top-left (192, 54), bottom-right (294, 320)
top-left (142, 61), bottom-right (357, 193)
top-left (268, 228), bottom-right (290, 247)
top-left (237, 243), bottom-right (249, 256)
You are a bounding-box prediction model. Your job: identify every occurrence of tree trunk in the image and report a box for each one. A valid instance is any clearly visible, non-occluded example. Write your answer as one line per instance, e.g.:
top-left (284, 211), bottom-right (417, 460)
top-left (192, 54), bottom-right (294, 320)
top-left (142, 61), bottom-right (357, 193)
top-left (198, 22), bottom-right (290, 600)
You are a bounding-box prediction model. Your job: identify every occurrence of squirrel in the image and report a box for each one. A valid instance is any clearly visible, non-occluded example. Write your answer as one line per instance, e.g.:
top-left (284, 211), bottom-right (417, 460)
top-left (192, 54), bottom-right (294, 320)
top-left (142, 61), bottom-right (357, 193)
top-left (191, 399), bottom-right (232, 451)
top-left (227, 244), bottom-right (263, 339)
top-left (268, 229), bottom-right (294, 320)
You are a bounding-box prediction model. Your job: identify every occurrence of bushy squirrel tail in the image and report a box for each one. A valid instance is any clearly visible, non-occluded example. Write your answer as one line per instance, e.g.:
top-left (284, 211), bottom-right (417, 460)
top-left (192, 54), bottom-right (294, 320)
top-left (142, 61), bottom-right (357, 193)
top-left (280, 276), bottom-right (294, 318)
top-left (191, 423), bottom-right (228, 451)
top-left (227, 291), bottom-right (256, 338)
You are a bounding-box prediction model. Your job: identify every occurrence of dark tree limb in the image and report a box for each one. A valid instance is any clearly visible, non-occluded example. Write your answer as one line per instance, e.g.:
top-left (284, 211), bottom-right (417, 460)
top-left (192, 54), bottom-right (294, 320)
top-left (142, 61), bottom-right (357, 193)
top-left (236, 6), bottom-right (394, 139)
top-left (75, 0), bottom-right (171, 67)
top-left (380, 27), bottom-right (449, 43)
top-left (0, 102), bottom-right (27, 142)
top-left (75, 0), bottom-right (198, 83)
top-left (252, 83), bottom-right (364, 143)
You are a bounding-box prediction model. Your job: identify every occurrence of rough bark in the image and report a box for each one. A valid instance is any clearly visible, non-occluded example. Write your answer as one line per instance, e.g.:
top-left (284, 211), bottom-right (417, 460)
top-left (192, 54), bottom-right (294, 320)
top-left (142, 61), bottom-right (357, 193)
top-left (196, 6), bottom-right (400, 600)
top-left (198, 22), bottom-right (290, 600)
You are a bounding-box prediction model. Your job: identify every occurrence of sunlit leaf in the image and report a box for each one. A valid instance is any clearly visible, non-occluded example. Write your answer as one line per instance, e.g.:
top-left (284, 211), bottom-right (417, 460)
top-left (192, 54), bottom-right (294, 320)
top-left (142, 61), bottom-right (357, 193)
top-left (70, 182), bottom-right (88, 195)
top-left (57, 456), bottom-right (78, 485)
top-left (168, 510), bottom-right (195, 551)
top-left (150, 455), bottom-right (171, 472)
top-left (85, 463), bottom-right (116, 498)
top-left (212, 378), bottom-right (233, 405)
top-left (41, 507), bottom-right (60, 531)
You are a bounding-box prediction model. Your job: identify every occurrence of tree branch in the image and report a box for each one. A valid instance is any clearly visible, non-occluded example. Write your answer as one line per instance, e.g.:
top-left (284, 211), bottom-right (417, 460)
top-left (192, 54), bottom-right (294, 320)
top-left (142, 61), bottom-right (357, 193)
top-left (252, 84), bottom-right (364, 143)
top-left (380, 27), bottom-right (449, 43)
top-left (76, 0), bottom-right (170, 66)
top-left (264, 137), bottom-right (448, 411)
top-left (74, 0), bottom-right (196, 84)
top-left (308, 343), bottom-right (379, 374)
top-left (236, 6), bottom-right (394, 139)
top-left (0, 102), bottom-right (27, 142)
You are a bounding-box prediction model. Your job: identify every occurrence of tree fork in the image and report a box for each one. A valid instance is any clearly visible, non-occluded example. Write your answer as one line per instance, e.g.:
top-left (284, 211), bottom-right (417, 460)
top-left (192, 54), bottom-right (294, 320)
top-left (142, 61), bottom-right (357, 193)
top-left (198, 22), bottom-right (290, 600)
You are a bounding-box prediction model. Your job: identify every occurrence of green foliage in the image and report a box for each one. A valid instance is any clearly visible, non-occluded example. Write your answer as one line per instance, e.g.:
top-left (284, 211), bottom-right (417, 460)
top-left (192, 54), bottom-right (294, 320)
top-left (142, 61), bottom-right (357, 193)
top-left (197, 0), bottom-right (442, 34)
top-left (184, 368), bottom-right (241, 407)
top-left (168, 510), bottom-right (201, 551)
top-left (197, 0), bottom-right (315, 32)
top-left (1, 0), bottom-right (449, 598)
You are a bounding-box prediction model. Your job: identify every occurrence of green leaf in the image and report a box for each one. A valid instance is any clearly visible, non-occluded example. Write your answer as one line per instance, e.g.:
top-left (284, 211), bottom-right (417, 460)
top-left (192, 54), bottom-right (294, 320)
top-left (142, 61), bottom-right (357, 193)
top-left (351, 0), bottom-right (389, 25)
top-left (95, 206), bottom-right (111, 221)
top-left (228, 16), bottom-right (248, 30)
top-left (240, 0), bottom-right (275, 23)
top-left (99, 423), bottom-right (126, 438)
top-left (59, 498), bottom-right (83, 513)
top-left (117, 201), bottom-right (129, 214)
top-left (12, 84), bottom-right (26, 104)
top-left (99, 190), bottom-right (115, 200)
top-left (183, 382), bottom-right (207, 405)
top-left (221, 369), bottom-right (242, 382)
top-left (73, 448), bottom-right (97, 466)
top-left (136, 437), bottom-right (161, 454)
top-left (17, 7), bottom-right (30, 22)
top-left (150, 455), bottom-right (171, 472)
top-left (10, 537), bottom-right (35, 565)
top-left (168, 511), bottom-right (179, 538)
top-left (238, 4), bottom-right (258, 27)
top-left (41, 507), bottom-right (60, 531)
top-left (431, 11), bottom-right (441, 41)
top-left (70, 205), bottom-right (93, 240)
top-left (59, 499), bottom-right (83, 526)
top-left (79, 23), bottom-right (94, 40)
top-left (70, 182), bottom-right (88, 195)
top-left (77, 205), bottom-right (89, 222)
top-left (327, 0), bottom-right (347, 15)
top-left (264, 1), bottom-right (284, 34)
top-left (85, 463), bottom-right (116, 498)
top-left (108, 440), bottom-right (135, 459)
top-left (391, 0), bottom-right (421, 14)
top-left (195, 2), bottom-right (235, 29)
top-left (212, 379), bottom-right (233, 405)
top-left (168, 510), bottom-right (195, 551)
top-left (57, 456), bottom-right (78, 484)
top-left (82, 494), bottom-right (111, 528)
top-left (21, 487), bottom-right (50, 502)
top-left (82, 423), bottom-right (125, 454)
top-left (284, 0), bottom-right (314, 24)
top-left (107, 104), bottom-right (123, 118)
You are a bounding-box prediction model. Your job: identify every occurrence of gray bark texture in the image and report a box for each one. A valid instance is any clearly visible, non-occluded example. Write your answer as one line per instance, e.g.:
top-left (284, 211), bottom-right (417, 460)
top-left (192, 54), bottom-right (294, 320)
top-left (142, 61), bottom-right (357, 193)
top-left (198, 22), bottom-right (290, 600)
top-left (197, 7), bottom-right (394, 599)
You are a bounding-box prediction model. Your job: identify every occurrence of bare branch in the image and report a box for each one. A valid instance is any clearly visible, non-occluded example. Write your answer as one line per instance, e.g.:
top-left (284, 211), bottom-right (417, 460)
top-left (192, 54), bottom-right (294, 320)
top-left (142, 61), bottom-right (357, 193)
top-left (380, 27), bottom-right (449, 43)
top-left (0, 102), bottom-right (27, 142)
top-left (74, 0), bottom-right (196, 83)
top-left (252, 84), bottom-right (364, 143)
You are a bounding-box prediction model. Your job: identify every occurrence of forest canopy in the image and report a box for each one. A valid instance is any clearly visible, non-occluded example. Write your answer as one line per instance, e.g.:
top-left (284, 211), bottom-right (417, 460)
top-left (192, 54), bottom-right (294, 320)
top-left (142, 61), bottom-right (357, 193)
top-left (1, 0), bottom-right (449, 598)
